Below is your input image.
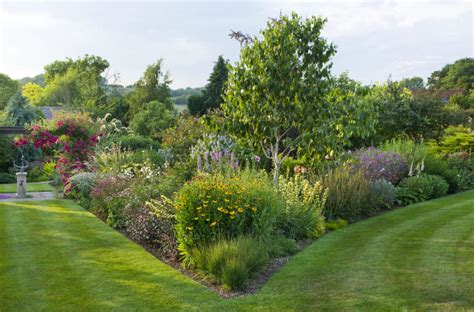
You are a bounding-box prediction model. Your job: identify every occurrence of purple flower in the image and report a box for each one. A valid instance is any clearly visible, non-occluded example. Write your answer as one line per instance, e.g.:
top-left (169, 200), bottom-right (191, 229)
top-left (254, 155), bottom-right (261, 162)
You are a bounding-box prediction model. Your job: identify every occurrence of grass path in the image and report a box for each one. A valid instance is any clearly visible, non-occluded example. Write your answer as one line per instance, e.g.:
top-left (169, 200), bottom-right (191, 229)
top-left (0, 182), bottom-right (53, 193)
top-left (1, 191), bottom-right (473, 311)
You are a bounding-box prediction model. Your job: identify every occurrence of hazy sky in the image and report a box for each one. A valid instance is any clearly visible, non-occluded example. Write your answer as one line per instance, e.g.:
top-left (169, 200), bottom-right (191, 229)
top-left (0, 0), bottom-right (472, 88)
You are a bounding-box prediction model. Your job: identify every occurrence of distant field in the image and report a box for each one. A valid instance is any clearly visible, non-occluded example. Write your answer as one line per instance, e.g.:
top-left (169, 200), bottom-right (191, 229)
top-left (175, 104), bottom-right (187, 112)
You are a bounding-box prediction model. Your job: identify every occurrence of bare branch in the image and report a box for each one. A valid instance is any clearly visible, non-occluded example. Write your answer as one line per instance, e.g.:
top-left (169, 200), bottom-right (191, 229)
top-left (229, 30), bottom-right (254, 46)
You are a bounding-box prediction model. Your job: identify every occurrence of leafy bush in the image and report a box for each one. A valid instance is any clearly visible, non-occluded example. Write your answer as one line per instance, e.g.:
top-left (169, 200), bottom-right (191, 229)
top-left (264, 236), bottom-right (298, 258)
top-left (192, 236), bottom-right (268, 290)
top-left (427, 174), bottom-right (450, 198)
top-left (64, 172), bottom-right (97, 209)
top-left (321, 167), bottom-right (373, 221)
top-left (28, 161), bottom-right (56, 182)
top-left (428, 126), bottom-right (474, 154)
top-left (162, 114), bottom-right (206, 163)
top-left (324, 218), bottom-right (348, 231)
top-left (447, 152), bottom-right (474, 191)
top-left (371, 179), bottom-right (396, 211)
top-left (276, 174), bottom-right (327, 239)
top-left (175, 171), bottom-right (281, 266)
top-left (353, 147), bottom-right (408, 184)
top-left (423, 155), bottom-right (459, 193)
top-left (124, 197), bottom-right (177, 259)
top-left (397, 174), bottom-right (448, 206)
top-left (0, 135), bottom-right (14, 172)
top-left (90, 175), bottom-right (130, 227)
top-left (0, 172), bottom-right (15, 184)
top-left (113, 135), bottom-right (158, 151)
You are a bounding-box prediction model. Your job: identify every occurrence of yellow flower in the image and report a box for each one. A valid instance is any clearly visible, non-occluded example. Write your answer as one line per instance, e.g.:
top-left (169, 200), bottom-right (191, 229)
top-left (230, 211), bottom-right (236, 215)
top-left (187, 226), bottom-right (193, 230)
top-left (194, 217), bottom-right (199, 220)
top-left (224, 198), bottom-right (230, 202)
top-left (238, 207), bottom-right (244, 213)
top-left (210, 221), bottom-right (217, 227)
top-left (251, 207), bottom-right (257, 212)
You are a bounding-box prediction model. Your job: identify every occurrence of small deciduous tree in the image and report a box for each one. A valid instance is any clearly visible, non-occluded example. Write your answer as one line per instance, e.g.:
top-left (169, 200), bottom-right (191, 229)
top-left (221, 13), bottom-right (375, 183)
top-left (127, 60), bottom-right (173, 118)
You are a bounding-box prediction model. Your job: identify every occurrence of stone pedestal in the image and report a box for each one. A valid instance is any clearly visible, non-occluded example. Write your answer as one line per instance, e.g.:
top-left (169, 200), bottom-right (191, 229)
top-left (16, 172), bottom-right (27, 199)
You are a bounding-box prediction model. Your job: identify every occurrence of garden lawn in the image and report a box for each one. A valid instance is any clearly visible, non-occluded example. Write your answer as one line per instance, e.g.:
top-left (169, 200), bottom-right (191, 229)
top-left (1, 191), bottom-right (473, 311)
top-left (0, 182), bottom-right (53, 193)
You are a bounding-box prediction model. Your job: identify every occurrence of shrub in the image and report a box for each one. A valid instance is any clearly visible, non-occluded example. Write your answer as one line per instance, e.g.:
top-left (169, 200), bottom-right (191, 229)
top-left (113, 135), bottom-right (158, 151)
top-left (192, 236), bottom-right (268, 290)
top-left (264, 236), bottom-right (298, 258)
top-left (447, 152), bottom-right (474, 191)
top-left (371, 179), bottom-right (396, 211)
top-left (0, 172), bottom-right (15, 184)
top-left (321, 167), bottom-right (373, 221)
top-left (124, 197), bottom-right (177, 259)
top-left (276, 174), bottom-right (327, 239)
top-left (353, 147), bottom-right (408, 184)
top-left (64, 172), bottom-right (97, 209)
top-left (90, 175), bottom-right (130, 227)
top-left (162, 114), bottom-right (207, 163)
top-left (324, 218), bottom-right (348, 231)
top-left (397, 174), bottom-right (448, 206)
top-left (28, 161), bottom-right (56, 182)
top-left (0, 135), bottom-right (13, 172)
top-left (425, 174), bottom-right (449, 198)
top-left (174, 171), bottom-right (281, 266)
top-left (423, 155), bottom-right (459, 193)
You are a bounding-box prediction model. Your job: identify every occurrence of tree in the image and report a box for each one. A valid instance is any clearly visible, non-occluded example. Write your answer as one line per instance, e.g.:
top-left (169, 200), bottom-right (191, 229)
top-left (129, 101), bottom-right (176, 140)
top-left (428, 58), bottom-right (474, 91)
top-left (127, 60), bottom-right (173, 119)
top-left (399, 76), bottom-right (425, 90)
top-left (22, 82), bottom-right (44, 106)
top-left (188, 56), bottom-right (229, 116)
top-left (42, 55), bottom-right (110, 115)
top-left (5, 93), bottom-right (38, 126)
top-left (0, 73), bottom-right (19, 110)
top-left (221, 13), bottom-right (375, 183)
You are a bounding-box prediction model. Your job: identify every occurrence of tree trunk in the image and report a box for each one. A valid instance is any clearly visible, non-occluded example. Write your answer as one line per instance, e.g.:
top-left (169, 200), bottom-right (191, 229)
top-left (273, 159), bottom-right (281, 185)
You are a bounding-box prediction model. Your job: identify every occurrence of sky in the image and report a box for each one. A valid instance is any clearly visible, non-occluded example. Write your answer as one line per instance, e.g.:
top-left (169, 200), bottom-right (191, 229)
top-left (0, 0), bottom-right (472, 89)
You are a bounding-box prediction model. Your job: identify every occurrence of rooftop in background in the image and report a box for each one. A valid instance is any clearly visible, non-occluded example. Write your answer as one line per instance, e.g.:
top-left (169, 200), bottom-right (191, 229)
top-left (38, 106), bottom-right (63, 120)
top-left (411, 88), bottom-right (465, 102)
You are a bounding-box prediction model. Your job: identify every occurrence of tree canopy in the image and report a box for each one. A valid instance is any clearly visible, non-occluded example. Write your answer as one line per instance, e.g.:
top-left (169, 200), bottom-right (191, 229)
top-left (0, 73), bottom-right (19, 110)
top-left (220, 13), bottom-right (376, 182)
top-left (188, 56), bottom-right (229, 116)
top-left (127, 59), bottom-right (173, 119)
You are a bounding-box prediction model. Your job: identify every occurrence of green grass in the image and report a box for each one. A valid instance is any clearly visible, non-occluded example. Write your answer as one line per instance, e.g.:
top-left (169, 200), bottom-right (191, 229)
top-left (0, 182), bottom-right (53, 193)
top-left (1, 191), bottom-right (473, 311)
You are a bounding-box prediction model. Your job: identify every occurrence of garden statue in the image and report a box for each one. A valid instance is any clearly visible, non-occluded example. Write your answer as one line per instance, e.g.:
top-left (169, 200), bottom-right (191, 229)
top-left (13, 155), bottom-right (29, 199)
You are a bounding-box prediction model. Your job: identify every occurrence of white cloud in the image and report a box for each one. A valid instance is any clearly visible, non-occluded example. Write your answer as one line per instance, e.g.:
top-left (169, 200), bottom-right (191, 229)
top-left (272, 0), bottom-right (471, 37)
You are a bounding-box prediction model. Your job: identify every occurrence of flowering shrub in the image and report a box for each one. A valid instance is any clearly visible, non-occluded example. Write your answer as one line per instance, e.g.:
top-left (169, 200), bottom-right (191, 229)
top-left (90, 174), bottom-right (131, 227)
top-left (191, 133), bottom-right (261, 175)
top-left (276, 174), bottom-right (327, 239)
top-left (353, 147), bottom-right (408, 184)
top-left (64, 172), bottom-right (97, 209)
top-left (15, 113), bottom-right (99, 184)
top-left (174, 171), bottom-right (281, 266)
top-left (124, 196), bottom-right (177, 259)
